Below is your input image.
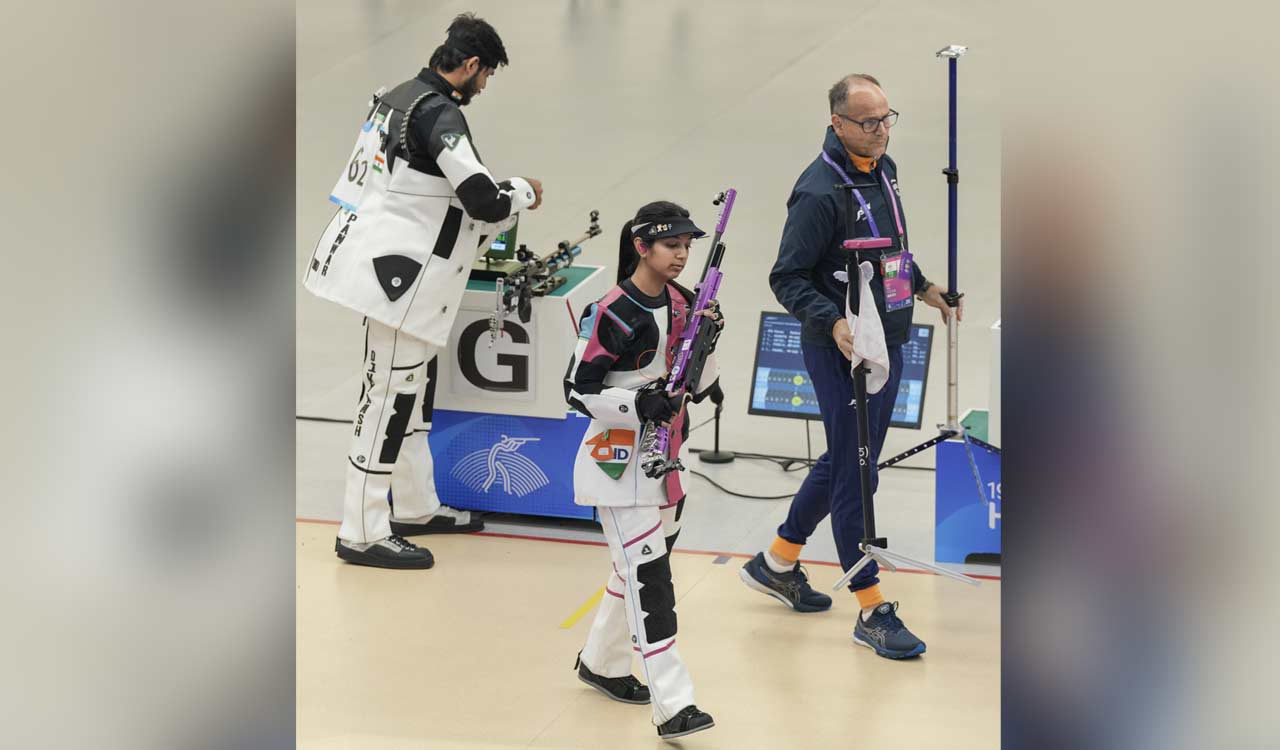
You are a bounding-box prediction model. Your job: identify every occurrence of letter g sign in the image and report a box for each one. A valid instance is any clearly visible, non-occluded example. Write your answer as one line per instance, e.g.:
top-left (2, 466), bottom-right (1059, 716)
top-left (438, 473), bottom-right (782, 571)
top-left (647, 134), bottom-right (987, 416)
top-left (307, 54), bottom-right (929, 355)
top-left (458, 319), bottom-right (530, 392)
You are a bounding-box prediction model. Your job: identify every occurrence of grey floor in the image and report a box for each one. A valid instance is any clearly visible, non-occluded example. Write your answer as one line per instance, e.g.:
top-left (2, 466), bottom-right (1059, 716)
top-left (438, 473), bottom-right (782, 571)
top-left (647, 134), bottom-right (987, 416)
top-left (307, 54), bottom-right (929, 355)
top-left (297, 1), bottom-right (1001, 575)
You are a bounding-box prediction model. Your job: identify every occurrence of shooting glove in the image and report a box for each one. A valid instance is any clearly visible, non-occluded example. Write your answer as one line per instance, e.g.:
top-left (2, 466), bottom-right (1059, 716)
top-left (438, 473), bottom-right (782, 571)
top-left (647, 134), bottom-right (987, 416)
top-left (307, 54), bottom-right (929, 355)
top-left (636, 390), bottom-right (683, 423)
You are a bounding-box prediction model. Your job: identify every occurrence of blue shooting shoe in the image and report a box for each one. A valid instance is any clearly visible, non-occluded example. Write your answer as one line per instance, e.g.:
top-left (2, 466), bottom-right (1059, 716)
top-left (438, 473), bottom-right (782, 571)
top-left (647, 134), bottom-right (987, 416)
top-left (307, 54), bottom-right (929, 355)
top-left (739, 552), bottom-right (832, 613)
top-left (853, 601), bottom-right (926, 659)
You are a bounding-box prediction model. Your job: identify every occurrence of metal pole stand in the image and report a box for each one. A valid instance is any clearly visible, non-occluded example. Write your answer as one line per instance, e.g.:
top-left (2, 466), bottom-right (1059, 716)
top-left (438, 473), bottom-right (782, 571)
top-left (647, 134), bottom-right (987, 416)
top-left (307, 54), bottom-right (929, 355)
top-left (939, 44), bottom-right (966, 436)
top-left (877, 43), bottom-right (1000, 503)
top-left (697, 390), bottom-right (736, 464)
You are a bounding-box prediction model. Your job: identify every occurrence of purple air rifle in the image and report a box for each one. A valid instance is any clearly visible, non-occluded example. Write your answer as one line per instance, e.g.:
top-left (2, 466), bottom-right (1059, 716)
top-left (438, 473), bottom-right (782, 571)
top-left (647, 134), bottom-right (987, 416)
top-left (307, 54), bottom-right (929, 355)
top-left (639, 188), bottom-right (736, 479)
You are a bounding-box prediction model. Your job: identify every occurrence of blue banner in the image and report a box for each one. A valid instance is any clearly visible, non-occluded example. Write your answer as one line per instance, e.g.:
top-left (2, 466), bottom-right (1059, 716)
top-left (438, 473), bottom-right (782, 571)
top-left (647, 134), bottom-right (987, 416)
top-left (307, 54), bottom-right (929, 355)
top-left (427, 409), bottom-right (595, 520)
top-left (934, 440), bottom-right (1001, 563)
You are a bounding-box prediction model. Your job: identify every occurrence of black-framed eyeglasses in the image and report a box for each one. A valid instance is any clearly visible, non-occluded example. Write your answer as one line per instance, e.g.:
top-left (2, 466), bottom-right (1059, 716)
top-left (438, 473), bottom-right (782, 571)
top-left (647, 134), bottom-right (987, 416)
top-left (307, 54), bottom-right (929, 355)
top-left (837, 109), bottom-right (899, 133)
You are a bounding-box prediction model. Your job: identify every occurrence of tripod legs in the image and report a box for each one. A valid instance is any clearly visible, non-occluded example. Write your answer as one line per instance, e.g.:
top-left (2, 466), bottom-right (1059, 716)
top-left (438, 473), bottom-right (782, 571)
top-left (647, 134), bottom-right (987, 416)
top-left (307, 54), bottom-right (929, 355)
top-left (833, 543), bottom-right (981, 591)
top-left (835, 366), bottom-right (979, 593)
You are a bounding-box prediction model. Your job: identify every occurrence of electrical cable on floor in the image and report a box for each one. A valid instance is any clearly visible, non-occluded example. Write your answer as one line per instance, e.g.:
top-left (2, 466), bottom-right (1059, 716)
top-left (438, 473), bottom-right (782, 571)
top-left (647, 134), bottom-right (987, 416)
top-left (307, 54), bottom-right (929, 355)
top-left (686, 415), bottom-right (716, 434)
top-left (689, 470), bottom-right (798, 500)
top-left (683, 419), bottom-right (814, 500)
top-left (730, 453), bottom-right (809, 470)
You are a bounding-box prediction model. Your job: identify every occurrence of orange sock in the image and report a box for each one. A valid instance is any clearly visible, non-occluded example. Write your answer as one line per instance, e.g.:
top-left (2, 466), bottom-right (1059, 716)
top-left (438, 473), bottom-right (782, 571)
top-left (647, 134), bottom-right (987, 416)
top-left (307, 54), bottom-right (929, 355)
top-left (769, 537), bottom-right (804, 565)
top-left (854, 584), bottom-right (885, 611)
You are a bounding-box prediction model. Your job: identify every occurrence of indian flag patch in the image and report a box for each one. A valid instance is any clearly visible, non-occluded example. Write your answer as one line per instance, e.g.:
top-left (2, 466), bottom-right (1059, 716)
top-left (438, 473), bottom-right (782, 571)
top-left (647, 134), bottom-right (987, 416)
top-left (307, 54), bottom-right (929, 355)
top-left (372, 154), bottom-right (386, 174)
top-left (585, 429), bottom-right (636, 480)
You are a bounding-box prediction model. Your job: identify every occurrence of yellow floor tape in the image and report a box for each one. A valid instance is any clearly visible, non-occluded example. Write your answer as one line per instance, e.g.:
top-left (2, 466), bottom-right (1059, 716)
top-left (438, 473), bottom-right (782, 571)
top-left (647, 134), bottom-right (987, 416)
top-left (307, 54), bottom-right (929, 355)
top-left (558, 587), bottom-right (605, 629)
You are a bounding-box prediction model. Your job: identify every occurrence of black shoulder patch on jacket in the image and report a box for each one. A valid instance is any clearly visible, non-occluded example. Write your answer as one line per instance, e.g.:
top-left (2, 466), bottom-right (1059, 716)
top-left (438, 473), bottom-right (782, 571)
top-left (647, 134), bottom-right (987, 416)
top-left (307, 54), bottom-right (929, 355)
top-left (425, 104), bottom-right (470, 162)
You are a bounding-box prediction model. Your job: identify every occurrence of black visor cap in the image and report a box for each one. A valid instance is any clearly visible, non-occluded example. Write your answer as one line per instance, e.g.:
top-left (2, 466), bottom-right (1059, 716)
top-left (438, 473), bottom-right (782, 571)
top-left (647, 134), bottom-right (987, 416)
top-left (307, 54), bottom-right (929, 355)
top-left (632, 216), bottom-right (706, 242)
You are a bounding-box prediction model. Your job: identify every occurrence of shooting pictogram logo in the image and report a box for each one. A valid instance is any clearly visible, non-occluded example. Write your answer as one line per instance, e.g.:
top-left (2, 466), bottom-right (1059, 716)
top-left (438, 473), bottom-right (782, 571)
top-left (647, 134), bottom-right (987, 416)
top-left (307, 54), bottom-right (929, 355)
top-left (451, 435), bottom-right (549, 497)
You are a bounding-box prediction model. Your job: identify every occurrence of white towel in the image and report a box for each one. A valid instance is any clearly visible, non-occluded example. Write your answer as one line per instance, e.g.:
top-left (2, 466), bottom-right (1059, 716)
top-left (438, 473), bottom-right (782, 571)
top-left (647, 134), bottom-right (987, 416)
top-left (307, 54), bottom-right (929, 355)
top-left (847, 261), bottom-right (891, 395)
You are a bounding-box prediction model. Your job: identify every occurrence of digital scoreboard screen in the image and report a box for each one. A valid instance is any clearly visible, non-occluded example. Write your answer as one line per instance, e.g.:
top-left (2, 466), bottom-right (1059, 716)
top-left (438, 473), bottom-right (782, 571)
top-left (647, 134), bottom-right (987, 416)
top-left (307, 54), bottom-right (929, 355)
top-left (748, 312), bottom-right (933, 429)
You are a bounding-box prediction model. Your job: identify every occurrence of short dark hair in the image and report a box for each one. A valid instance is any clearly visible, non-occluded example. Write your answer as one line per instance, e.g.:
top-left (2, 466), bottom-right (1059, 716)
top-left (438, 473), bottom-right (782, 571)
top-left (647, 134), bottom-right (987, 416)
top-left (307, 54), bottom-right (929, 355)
top-left (429, 13), bottom-right (509, 72)
top-left (828, 73), bottom-right (882, 114)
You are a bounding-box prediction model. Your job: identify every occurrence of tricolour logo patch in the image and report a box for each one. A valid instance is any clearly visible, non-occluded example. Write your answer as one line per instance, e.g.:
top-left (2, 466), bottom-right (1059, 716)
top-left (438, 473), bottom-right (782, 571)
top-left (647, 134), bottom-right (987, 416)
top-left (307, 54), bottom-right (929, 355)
top-left (585, 429), bottom-right (636, 480)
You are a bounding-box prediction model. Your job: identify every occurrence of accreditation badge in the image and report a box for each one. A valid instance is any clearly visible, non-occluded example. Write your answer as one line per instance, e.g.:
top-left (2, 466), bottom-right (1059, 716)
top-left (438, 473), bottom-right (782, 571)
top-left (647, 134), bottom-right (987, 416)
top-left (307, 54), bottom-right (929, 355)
top-left (880, 250), bottom-right (915, 312)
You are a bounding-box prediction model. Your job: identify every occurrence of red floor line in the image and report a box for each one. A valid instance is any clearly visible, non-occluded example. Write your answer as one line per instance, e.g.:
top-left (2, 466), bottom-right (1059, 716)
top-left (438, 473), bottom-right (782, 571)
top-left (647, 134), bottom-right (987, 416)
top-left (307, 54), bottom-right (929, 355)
top-left (296, 517), bottom-right (1002, 581)
top-left (473, 531), bottom-right (608, 549)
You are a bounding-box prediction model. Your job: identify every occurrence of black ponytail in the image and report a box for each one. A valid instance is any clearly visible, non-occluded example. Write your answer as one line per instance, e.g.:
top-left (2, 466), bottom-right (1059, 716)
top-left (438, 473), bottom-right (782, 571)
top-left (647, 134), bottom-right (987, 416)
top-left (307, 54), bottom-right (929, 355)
top-left (617, 221), bottom-right (638, 284)
top-left (616, 200), bottom-right (692, 283)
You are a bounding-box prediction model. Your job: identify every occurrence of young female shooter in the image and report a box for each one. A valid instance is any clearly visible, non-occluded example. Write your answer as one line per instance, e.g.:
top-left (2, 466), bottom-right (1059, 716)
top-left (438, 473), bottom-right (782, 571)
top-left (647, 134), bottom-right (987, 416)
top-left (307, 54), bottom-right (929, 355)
top-left (564, 201), bottom-right (724, 740)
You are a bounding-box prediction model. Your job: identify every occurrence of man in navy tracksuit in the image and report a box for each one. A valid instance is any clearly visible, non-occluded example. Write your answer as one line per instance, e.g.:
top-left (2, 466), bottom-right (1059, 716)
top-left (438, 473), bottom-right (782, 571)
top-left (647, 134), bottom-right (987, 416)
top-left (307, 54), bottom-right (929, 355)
top-left (738, 73), bottom-right (962, 659)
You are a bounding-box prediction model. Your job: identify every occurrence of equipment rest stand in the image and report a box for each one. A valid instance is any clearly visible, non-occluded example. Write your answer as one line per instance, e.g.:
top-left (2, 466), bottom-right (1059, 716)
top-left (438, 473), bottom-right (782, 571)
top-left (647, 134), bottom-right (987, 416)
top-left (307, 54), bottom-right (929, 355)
top-left (830, 152), bottom-right (979, 593)
top-left (875, 43), bottom-right (1000, 534)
